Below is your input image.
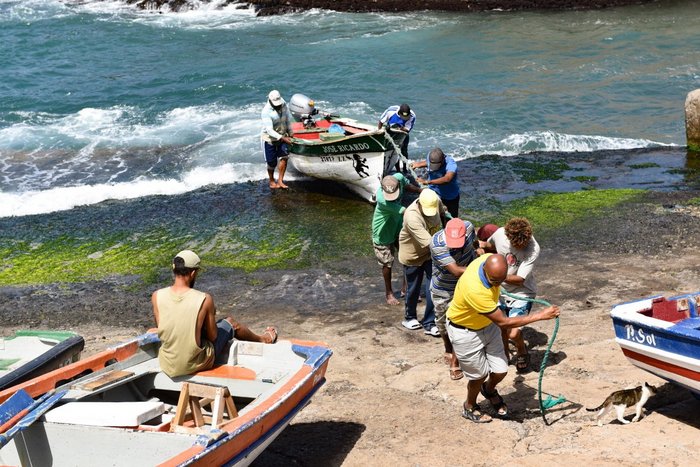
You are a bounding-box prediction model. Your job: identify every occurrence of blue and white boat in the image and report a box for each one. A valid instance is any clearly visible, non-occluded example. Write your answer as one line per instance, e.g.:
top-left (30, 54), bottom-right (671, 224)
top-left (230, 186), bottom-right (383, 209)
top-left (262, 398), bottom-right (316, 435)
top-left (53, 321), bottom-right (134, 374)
top-left (611, 292), bottom-right (700, 396)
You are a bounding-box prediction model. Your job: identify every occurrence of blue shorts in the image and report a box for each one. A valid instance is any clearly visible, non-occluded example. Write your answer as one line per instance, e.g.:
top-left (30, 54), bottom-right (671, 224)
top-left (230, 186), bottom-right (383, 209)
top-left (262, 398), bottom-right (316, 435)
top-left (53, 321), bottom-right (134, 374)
top-left (499, 299), bottom-right (533, 318)
top-left (212, 318), bottom-right (235, 359)
top-left (262, 141), bottom-right (289, 169)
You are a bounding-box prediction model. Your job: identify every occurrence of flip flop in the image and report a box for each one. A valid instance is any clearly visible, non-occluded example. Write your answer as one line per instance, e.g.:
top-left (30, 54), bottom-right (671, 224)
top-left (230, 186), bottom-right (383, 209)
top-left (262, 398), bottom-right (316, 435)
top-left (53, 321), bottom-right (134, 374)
top-left (461, 404), bottom-right (492, 423)
top-left (263, 326), bottom-right (278, 344)
top-left (480, 383), bottom-right (508, 418)
top-left (515, 354), bottom-right (531, 373)
top-left (449, 367), bottom-right (464, 380)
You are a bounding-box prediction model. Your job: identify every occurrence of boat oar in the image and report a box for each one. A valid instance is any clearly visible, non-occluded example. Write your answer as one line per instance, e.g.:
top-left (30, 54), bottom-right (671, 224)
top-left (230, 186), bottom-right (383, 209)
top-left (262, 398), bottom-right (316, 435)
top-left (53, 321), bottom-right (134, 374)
top-left (500, 290), bottom-right (567, 425)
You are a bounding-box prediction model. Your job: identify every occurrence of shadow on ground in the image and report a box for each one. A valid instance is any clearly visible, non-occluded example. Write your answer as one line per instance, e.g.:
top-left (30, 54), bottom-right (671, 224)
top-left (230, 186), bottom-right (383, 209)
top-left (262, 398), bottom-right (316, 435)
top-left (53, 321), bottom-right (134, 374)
top-left (251, 420), bottom-right (365, 466)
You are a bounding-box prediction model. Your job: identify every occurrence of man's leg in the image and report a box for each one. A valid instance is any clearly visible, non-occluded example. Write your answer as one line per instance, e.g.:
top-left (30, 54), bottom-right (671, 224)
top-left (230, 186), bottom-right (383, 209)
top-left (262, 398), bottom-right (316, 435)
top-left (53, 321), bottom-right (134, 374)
top-left (226, 317), bottom-right (277, 344)
top-left (420, 260), bottom-right (436, 330)
top-left (382, 265), bottom-right (400, 305)
top-left (263, 141), bottom-right (279, 189)
top-left (277, 157), bottom-right (288, 189)
top-left (403, 265), bottom-right (422, 327)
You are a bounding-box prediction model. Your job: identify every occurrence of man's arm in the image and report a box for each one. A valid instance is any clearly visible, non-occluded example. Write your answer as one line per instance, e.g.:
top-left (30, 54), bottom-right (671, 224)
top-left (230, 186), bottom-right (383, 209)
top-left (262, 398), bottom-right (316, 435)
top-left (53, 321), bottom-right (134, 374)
top-left (196, 294), bottom-right (218, 346)
top-left (425, 170), bottom-right (456, 186)
top-left (152, 292), bottom-right (160, 326)
top-left (485, 305), bottom-right (560, 329)
top-left (409, 160), bottom-right (427, 169)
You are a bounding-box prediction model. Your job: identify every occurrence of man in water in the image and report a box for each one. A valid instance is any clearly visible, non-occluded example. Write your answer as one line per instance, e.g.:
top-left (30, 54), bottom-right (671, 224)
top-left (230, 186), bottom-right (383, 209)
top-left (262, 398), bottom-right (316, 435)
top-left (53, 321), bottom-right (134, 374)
top-left (447, 254), bottom-right (559, 423)
top-left (152, 250), bottom-right (278, 378)
top-left (261, 90), bottom-right (294, 189)
top-left (411, 147), bottom-right (460, 218)
top-left (479, 217), bottom-right (541, 373)
top-left (378, 103), bottom-right (415, 171)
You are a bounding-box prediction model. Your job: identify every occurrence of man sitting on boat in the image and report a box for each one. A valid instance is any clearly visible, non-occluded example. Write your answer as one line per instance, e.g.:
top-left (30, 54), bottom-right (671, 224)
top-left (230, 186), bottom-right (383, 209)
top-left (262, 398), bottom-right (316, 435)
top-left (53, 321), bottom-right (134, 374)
top-left (152, 250), bottom-right (278, 378)
top-left (261, 90), bottom-right (294, 190)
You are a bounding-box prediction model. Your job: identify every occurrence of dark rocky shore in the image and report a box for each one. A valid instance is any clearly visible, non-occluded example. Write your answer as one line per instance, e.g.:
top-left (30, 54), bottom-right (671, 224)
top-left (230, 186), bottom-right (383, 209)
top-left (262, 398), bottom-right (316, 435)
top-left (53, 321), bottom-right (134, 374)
top-left (127, 0), bottom-right (656, 15)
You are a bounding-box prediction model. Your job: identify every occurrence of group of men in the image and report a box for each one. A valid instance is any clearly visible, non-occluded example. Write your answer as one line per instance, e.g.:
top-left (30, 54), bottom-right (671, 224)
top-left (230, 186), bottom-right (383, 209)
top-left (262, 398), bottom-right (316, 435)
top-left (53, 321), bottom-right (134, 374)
top-left (371, 104), bottom-right (560, 423)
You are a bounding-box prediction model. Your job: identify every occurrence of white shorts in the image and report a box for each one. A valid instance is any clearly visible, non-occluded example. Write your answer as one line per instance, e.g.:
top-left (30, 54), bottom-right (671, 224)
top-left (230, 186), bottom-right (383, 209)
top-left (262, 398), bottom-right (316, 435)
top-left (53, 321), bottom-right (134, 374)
top-left (447, 322), bottom-right (508, 380)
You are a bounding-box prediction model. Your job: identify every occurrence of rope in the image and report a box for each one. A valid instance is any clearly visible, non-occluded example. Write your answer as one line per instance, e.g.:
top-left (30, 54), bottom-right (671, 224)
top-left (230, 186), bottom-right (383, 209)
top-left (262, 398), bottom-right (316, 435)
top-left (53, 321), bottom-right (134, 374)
top-left (383, 129), bottom-right (424, 186)
top-left (500, 289), bottom-right (565, 425)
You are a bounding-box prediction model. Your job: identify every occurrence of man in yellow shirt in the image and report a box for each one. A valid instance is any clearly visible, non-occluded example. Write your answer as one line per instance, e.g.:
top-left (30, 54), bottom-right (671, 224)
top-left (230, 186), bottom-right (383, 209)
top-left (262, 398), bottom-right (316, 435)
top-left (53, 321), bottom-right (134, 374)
top-left (446, 254), bottom-right (560, 423)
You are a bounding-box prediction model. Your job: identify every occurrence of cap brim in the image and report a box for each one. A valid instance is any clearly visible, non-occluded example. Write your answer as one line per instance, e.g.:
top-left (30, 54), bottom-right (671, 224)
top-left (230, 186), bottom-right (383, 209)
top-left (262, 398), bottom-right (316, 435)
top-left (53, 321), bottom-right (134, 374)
top-left (429, 162), bottom-right (443, 171)
top-left (383, 189), bottom-right (400, 201)
top-left (270, 98), bottom-right (284, 106)
top-left (445, 237), bottom-right (465, 248)
top-left (422, 206), bottom-right (438, 216)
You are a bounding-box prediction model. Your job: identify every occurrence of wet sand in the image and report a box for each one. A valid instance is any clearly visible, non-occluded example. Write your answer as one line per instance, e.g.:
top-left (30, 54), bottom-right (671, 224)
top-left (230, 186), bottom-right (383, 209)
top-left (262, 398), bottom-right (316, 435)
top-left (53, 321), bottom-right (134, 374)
top-left (2, 188), bottom-right (699, 465)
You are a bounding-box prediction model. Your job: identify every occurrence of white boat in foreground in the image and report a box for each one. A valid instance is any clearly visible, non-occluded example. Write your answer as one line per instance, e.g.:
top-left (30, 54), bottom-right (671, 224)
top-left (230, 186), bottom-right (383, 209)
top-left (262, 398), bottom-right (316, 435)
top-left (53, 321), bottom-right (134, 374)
top-left (0, 332), bottom-right (332, 466)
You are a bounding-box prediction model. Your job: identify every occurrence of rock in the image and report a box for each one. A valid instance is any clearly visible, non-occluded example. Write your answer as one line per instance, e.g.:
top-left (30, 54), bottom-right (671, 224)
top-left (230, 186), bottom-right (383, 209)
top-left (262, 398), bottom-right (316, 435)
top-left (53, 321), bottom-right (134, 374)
top-left (685, 89), bottom-right (700, 152)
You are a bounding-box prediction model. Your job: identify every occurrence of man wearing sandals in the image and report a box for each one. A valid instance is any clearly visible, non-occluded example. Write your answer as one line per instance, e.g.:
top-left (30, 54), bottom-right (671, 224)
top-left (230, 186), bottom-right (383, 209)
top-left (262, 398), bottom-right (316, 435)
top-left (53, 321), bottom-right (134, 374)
top-left (429, 218), bottom-right (477, 381)
top-left (153, 250), bottom-right (278, 378)
top-left (479, 217), bottom-right (540, 373)
top-left (446, 253), bottom-right (559, 423)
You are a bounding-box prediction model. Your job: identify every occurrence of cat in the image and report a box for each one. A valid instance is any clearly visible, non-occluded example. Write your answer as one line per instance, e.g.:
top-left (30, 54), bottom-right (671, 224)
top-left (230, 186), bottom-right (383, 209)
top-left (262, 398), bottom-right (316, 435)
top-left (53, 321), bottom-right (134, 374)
top-left (586, 382), bottom-right (657, 426)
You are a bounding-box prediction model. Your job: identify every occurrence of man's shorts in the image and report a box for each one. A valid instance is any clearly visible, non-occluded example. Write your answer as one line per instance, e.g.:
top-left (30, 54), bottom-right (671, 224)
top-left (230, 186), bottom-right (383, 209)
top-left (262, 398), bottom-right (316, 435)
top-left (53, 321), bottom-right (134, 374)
top-left (212, 318), bottom-right (235, 361)
top-left (432, 293), bottom-right (451, 335)
top-left (499, 298), bottom-right (533, 319)
top-left (262, 141), bottom-right (289, 169)
top-left (373, 243), bottom-right (396, 267)
top-left (447, 321), bottom-right (508, 380)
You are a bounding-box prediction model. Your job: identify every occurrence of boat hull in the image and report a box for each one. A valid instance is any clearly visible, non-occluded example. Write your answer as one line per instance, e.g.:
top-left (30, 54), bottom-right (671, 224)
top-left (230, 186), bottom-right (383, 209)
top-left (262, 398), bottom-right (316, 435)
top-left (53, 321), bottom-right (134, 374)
top-left (0, 331), bottom-right (84, 391)
top-left (611, 293), bottom-right (700, 395)
top-left (289, 118), bottom-right (400, 201)
top-left (0, 333), bottom-right (332, 466)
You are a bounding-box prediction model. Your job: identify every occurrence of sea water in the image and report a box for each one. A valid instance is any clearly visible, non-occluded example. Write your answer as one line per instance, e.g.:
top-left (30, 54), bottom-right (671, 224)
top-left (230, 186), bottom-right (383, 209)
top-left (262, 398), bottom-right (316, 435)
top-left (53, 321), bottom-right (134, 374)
top-left (1, 0), bottom-right (699, 218)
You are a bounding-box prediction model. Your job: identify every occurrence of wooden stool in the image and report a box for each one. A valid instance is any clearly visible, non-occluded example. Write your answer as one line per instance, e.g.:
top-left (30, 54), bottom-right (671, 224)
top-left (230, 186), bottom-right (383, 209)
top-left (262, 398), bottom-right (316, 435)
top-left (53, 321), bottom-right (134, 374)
top-left (171, 382), bottom-right (238, 431)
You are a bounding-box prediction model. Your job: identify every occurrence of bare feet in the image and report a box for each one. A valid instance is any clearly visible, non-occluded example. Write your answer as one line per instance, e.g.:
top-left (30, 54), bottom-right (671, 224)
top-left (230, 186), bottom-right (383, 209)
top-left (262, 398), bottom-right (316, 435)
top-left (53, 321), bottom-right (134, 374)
top-left (269, 180), bottom-right (280, 189)
top-left (386, 293), bottom-right (400, 305)
top-left (262, 326), bottom-right (278, 344)
top-left (277, 181), bottom-right (289, 189)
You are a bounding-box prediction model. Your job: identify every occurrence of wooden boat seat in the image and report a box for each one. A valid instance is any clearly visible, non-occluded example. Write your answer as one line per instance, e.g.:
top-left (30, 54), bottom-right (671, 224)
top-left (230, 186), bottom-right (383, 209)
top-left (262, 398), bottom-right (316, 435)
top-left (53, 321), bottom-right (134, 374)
top-left (170, 382), bottom-right (237, 433)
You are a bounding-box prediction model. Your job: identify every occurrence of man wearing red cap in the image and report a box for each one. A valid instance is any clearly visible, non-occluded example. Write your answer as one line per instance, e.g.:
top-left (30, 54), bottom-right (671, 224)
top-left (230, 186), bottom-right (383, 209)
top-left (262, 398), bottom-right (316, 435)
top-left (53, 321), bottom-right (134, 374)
top-left (429, 218), bottom-right (477, 380)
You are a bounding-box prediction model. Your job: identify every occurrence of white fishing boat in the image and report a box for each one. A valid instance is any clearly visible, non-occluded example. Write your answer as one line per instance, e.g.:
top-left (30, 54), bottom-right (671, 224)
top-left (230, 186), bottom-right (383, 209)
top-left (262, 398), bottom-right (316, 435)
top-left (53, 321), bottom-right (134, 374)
top-left (287, 94), bottom-right (404, 201)
top-left (0, 332), bottom-right (332, 466)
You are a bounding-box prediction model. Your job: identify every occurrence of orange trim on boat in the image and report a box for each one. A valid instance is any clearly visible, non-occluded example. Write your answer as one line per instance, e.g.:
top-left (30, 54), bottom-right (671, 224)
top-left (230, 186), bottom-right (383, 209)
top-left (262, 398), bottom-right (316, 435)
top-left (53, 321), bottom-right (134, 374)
top-left (195, 365), bottom-right (256, 380)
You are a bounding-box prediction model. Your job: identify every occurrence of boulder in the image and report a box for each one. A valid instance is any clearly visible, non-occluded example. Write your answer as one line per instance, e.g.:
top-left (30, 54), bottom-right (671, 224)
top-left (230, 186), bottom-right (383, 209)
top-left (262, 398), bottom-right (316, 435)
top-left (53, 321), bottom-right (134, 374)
top-left (686, 89), bottom-right (700, 152)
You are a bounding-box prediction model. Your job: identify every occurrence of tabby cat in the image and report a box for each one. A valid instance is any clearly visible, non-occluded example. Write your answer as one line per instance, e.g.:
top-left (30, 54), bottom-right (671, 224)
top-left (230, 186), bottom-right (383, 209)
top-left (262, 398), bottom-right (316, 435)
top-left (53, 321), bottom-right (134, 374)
top-left (586, 382), bottom-right (657, 426)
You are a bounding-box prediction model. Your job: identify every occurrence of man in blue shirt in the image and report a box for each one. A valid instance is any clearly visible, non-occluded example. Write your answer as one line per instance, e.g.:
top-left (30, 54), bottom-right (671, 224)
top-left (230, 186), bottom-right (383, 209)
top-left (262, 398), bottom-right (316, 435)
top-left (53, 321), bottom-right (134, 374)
top-left (412, 147), bottom-right (460, 218)
top-left (378, 103), bottom-right (416, 171)
top-left (261, 90), bottom-right (294, 189)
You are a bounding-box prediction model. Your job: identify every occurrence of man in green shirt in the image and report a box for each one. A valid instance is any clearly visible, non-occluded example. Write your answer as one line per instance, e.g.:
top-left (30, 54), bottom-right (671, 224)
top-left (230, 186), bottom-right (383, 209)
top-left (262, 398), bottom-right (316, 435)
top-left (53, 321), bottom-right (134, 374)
top-left (372, 173), bottom-right (419, 305)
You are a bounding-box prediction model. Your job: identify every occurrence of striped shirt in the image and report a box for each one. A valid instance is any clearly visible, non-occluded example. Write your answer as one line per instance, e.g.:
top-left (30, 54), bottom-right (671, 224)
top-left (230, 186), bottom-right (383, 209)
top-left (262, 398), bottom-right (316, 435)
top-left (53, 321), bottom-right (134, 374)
top-left (429, 222), bottom-right (476, 298)
top-left (261, 102), bottom-right (294, 144)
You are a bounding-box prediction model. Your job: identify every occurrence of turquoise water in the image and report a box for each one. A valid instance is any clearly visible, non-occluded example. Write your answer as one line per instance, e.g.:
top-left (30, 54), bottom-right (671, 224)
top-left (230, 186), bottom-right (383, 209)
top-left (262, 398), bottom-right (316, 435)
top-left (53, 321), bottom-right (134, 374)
top-left (1, 0), bottom-right (699, 216)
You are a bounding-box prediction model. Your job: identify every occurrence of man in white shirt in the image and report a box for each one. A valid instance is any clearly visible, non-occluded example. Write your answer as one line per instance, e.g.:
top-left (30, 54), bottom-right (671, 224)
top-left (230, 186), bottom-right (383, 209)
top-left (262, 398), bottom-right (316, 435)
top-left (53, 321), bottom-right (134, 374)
top-left (261, 90), bottom-right (294, 189)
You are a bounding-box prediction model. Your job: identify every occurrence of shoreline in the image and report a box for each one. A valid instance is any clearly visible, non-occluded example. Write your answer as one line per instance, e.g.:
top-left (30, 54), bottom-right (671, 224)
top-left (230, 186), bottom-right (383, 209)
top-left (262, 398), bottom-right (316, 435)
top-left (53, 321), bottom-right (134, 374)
top-left (2, 189), bottom-right (700, 465)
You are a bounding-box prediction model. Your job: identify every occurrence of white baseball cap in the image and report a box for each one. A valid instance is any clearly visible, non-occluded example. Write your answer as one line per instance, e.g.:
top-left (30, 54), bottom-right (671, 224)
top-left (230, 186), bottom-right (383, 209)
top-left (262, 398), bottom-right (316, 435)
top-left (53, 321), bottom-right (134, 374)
top-left (268, 90), bottom-right (284, 106)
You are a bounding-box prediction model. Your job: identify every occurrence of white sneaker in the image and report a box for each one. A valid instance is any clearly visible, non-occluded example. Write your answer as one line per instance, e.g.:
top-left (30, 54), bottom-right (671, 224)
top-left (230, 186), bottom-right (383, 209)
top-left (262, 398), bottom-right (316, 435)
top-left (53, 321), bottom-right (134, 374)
top-left (424, 325), bottom-right (440, 337)
top-left (402, 319), bottom-right (421, 330)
